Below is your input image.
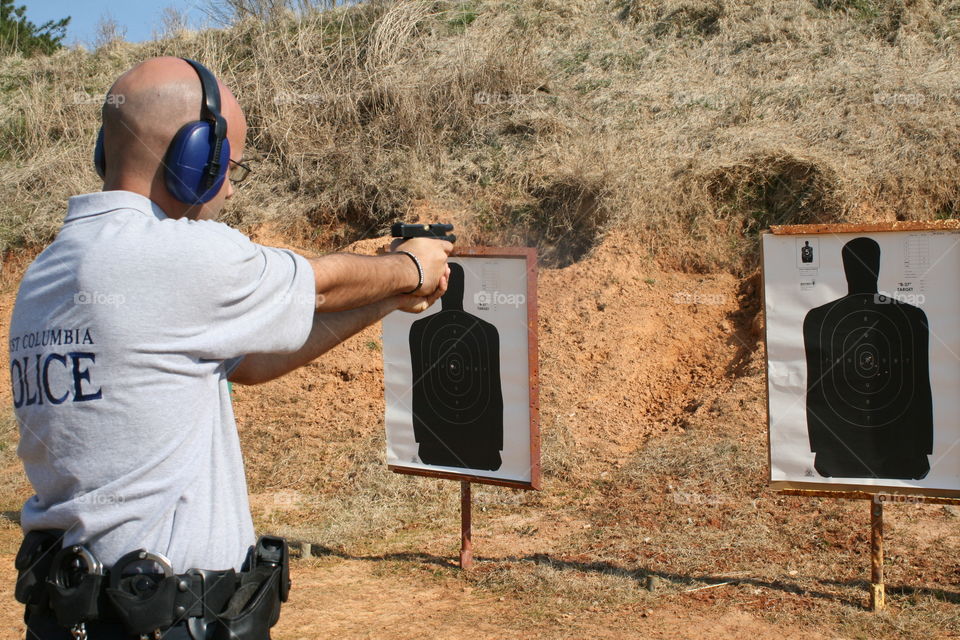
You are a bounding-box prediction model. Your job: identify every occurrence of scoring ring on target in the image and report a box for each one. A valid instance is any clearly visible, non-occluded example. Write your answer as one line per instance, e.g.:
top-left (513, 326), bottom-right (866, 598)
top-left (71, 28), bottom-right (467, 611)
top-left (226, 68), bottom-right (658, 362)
top-left (820, 306), bottom-right (918, 427)
top-left (419, 318), bottom-right (496, 423)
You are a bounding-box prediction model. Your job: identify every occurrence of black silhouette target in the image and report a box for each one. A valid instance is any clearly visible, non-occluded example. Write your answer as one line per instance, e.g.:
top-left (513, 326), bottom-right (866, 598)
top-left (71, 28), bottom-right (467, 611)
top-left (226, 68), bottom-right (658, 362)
top-left (409, 262), bottom-right (504, 471)
top-left (803, 237), bottom-right (933, 480)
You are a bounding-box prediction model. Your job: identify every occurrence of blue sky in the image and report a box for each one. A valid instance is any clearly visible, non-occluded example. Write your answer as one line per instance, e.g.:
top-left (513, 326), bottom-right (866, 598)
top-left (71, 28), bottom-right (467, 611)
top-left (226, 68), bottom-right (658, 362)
top-left (22, 1), bottom-right (211, 47)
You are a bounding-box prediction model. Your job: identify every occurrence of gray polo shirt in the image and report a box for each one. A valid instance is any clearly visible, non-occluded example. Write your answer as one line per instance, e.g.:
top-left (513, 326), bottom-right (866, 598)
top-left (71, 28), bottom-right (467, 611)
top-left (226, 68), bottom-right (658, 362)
top-left (9, 190), bottom-right (315, 571)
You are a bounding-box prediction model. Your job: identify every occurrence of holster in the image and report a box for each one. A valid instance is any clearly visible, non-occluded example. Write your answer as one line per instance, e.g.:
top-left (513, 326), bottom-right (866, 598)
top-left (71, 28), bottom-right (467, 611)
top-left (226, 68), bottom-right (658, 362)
top-left (14, 529), bottom-right (64, 622)
top-left (211, 565), bottom-right (282, 640)
top-left (105, 575), bottom-right (180, 634)
top-left (209, 535), bottom-right (289, 639)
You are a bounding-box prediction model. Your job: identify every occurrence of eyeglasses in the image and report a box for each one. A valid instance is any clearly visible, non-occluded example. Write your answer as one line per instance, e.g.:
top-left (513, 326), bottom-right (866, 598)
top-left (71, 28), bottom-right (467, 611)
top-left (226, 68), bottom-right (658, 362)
top-left (228, 158), bottom-right (252, 184)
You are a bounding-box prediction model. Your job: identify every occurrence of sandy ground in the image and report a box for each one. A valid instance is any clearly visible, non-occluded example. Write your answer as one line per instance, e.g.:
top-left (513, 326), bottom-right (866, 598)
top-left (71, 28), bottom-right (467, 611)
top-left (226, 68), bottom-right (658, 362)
top-left (0, 542), bottom-right (831, 640)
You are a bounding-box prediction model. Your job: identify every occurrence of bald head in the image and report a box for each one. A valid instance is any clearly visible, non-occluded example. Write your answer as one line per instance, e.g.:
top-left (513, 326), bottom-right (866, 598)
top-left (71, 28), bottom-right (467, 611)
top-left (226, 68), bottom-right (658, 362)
top-left (100, 56), bottom-right (247, 220)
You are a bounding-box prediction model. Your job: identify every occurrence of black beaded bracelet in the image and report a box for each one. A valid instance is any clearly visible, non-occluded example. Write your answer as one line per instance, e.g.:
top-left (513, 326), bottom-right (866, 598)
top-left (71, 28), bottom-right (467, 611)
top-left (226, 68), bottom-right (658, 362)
top-left (398, 250), bottom-right (423, 295)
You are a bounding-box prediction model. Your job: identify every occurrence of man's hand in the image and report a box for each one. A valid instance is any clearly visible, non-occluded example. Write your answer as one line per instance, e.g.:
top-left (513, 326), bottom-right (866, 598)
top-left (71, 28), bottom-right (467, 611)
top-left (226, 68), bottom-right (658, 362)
top-left (390, 237), bottom-right (453, 296)
top-left (393, 265), bottom-right (450, 313)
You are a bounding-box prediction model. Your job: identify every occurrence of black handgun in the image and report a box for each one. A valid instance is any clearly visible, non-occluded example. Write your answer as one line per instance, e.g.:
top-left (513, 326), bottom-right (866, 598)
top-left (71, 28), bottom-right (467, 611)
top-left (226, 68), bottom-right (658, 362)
top-left (391, 223), bottom-right (456, 244)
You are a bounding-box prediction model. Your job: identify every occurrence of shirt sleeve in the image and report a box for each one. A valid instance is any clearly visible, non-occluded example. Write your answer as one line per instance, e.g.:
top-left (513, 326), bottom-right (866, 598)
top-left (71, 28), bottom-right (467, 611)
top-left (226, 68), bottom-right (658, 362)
top-left (158, 220), bottom-right (317, 361)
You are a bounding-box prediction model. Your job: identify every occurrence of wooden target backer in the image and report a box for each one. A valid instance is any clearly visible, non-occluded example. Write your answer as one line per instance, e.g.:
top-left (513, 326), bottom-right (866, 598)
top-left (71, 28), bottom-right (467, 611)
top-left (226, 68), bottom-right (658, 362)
top-left (383, 247), bottom-right (540, 491)
top-left (762, 222), bottom-right (960, 498)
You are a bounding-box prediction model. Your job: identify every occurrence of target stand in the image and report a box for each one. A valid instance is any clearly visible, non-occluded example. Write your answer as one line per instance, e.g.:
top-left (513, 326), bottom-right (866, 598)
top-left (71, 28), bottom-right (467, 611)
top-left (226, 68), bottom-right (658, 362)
top-left (762, 221), bottom-right (960, 611)
top-left (383, 247), bottom-right (540, 569)
top-left (778, 488), bottom-right (960, 611)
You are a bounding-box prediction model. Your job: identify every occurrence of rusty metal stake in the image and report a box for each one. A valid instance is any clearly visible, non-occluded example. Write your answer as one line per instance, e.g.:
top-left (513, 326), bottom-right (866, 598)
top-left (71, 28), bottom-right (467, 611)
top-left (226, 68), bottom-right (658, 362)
top-left (870, 499), bottom-right (885, 611)
top-left (460, 481), bottom-right (473, 570)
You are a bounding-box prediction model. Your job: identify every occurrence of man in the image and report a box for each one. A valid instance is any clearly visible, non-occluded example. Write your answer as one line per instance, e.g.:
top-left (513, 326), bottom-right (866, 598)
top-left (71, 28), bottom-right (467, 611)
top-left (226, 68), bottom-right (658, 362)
top-left (10, 57), bottom-right (451, 638)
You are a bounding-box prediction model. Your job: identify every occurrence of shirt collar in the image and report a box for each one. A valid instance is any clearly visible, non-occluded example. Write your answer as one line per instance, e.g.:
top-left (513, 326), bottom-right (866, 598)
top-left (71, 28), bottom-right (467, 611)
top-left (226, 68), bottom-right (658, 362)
top-left (64, 190), bottom-right (170, 223)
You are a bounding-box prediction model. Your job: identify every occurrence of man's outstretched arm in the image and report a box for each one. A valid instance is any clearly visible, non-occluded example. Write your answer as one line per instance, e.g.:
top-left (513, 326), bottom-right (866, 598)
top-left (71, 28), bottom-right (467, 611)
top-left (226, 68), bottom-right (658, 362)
top-left (229, 275), bottom-right (448, 385)
top-left (311, 238), bottom-right (453, 312)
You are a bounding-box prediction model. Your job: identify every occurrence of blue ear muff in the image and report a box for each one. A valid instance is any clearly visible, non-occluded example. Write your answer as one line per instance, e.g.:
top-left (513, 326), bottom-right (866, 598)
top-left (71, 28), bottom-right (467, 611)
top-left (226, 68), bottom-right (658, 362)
top-left (163, 120), bottom-right (231, 205)
top-left (93, 58), bottom-right (230, 205)
top-left (94, 128), bottom-right (106, 179)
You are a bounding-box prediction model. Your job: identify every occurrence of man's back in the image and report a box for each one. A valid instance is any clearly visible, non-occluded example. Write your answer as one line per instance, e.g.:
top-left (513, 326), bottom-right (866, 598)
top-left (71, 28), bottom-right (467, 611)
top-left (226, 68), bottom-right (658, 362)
top-left (10, 190), bottom-right (315, 571)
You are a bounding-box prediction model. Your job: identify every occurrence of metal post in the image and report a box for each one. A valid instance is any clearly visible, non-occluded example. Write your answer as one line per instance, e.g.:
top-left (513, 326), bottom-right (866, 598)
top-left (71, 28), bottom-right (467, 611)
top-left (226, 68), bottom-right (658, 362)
top-left (460, 481), bottom-right (473, 570)
top-left (870, 499), bottom-right (885, 611)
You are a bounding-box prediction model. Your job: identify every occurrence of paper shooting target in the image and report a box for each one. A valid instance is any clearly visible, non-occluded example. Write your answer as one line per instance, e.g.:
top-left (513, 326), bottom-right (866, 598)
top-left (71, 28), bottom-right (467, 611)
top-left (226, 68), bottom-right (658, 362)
top-left (384, 250), bottom-right (539, 488)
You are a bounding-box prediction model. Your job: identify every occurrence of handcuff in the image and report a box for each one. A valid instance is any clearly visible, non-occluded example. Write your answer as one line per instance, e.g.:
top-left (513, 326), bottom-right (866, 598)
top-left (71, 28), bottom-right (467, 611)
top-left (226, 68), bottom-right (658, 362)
top-left (46, 546), bottom-right (175, 640)
top-left (48, 545), bottom-right (105, 640)
top-left (110, 550), bottom-right (175, 640)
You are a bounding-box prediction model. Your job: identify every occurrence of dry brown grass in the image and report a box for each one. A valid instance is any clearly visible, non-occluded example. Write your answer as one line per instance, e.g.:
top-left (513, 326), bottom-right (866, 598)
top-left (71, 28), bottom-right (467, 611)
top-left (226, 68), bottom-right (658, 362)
top-left (1, 0), bottom-right (958, 271)
top-left (244, 402), bottom-right (576, 553)
top-left (0, 411), bottom-right (30, 515)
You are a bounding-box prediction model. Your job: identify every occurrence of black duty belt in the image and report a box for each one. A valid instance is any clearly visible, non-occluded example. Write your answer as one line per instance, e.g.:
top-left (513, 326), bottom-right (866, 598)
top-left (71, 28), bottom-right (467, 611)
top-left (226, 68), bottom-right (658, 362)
top-left (15, 530), bottom-right (290, 640)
